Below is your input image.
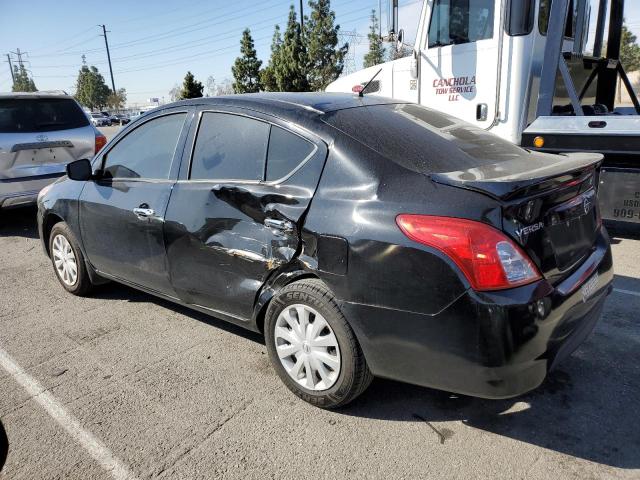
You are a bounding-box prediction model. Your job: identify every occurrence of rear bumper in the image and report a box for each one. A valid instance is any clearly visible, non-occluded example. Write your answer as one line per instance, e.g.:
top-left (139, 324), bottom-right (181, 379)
top-left (0, 173), bottom-right (63, 208)
top-left (341, 227), bottom-right (614, 399)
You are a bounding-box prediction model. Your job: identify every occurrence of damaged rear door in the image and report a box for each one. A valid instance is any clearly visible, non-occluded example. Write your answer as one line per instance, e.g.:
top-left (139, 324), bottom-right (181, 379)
top-left (164, 109), bottom-right (326, 320)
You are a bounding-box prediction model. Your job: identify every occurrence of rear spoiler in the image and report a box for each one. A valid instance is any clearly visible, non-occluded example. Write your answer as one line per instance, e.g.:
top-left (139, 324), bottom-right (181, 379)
top-left (431, 152), bottom-right (603, 200)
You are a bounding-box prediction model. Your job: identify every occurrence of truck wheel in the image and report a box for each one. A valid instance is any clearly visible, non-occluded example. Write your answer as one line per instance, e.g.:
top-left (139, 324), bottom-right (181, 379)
top-left (49, 222), bottom-right (93, 296)
top-left (265, 278), bottom-right (373, 409)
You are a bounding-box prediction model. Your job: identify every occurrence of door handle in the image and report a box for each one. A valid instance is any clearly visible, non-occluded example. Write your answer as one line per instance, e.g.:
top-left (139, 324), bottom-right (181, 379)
top-left (133, 207), bottom-right (155, 218)
top-left (264, 218), bottom-right (295, 233)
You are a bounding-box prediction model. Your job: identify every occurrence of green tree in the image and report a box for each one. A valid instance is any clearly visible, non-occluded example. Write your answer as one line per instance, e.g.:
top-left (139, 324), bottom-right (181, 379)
top-left (261, 25), bottom-right (283, 92)
top-left (620, 24), bottom-right (640, 72)
top-left (232, 28), bottom-right (263, 93)
top-left (274, 5), bottom-right (309, 92)
top-left (12, 64), bottom-right (37, 92)
top-left (179, 71), bottom-right (204, 99)
top-left (305, 0), bottom-right (347, 91)
top-left (363, 10), bottom-right (385, 68)
top-left (106, 88), bottom-right (127, 109)
top-left (74, 65), bottom-right (110, 110)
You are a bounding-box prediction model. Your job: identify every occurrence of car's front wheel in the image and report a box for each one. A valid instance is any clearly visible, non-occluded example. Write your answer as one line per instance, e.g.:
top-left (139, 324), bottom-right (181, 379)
top-left (265, 279), bottom-right (373, 408)
top-left (49, 222), bottom-right (94, 296)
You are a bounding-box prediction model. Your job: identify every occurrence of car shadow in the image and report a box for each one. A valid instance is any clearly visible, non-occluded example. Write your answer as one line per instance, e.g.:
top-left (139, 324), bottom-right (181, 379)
top-left (91, 282), bottom-right (264, 345)
top-left (0, 206), bottom-right (39, 239)
top-left (0, 419), bottom-right (7, 473)
top-left (606, 222), bottom-right (640, 243)
top-left (338, 277), bottom-right (640, 469)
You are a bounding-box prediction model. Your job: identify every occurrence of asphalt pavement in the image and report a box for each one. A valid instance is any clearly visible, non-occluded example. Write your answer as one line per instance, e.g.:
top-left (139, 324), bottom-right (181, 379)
top-left (0, 207), bottom-right (639, 480)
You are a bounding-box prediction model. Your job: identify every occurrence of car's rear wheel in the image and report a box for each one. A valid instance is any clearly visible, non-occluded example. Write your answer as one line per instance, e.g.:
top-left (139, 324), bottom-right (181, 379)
top-left (265, 278), bottom-right (373, 408)
top-left (49, 222), bottom-right (93, 296)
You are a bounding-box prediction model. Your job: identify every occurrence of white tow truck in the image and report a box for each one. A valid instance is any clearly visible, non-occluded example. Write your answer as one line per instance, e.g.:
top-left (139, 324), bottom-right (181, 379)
top-left (327, 0), bottom-right (640, 227)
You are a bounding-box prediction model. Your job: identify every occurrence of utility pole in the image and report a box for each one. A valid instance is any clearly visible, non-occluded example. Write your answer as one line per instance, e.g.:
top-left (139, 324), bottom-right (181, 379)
top-left (299, 0), bottom-right (304, 31)
top-left (6, 54), bottom-right (15, 83)
top-left (379, 0), bottom-right (382, 39)
top-left (15, 48), bottom-right (24, 67)
top-left (99, 24), bottom-right (116, 93)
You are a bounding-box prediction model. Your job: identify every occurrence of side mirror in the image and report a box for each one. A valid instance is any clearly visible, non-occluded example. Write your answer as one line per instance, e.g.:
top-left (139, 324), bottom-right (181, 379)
top-left (66, 159), bottom-right (93, 181)
top-left (396, 29), bottom-right (405, 53)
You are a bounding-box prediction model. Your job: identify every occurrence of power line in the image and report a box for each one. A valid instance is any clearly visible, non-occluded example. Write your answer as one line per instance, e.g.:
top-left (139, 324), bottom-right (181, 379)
top-left (29, 0), bottom-right (292, 59)
top-left (27, 0), bottom-right (370, 73)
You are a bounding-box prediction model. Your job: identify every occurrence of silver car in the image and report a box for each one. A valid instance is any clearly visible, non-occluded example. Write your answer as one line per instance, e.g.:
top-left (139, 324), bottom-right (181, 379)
top-left (0, 92), bottom-right (105, 208)
top-left (89, 112), bottom-right (110, 127)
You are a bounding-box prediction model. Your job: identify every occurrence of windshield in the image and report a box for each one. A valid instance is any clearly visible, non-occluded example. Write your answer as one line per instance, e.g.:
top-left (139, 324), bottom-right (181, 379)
top-left (0, 98), bottom-right (90, 133)
top-left (322, 103), bottom-right (530, 175)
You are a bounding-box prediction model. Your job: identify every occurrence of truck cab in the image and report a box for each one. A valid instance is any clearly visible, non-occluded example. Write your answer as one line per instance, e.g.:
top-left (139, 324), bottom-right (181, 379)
top-left (327, 0), bottom-right (640, 226)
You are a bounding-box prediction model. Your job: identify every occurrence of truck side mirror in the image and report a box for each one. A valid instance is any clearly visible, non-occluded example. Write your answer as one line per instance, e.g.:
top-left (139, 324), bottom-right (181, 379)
top-left (66, 159), bottom-right (93, 181)
top-left (396, 29), bottom-right (405, 53)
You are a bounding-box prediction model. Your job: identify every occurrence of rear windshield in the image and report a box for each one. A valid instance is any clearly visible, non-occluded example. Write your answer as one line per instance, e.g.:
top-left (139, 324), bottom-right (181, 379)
top-left (321, 103), bottom-right (528, 174)
top-left (0, 98), bottom-right (90, 133)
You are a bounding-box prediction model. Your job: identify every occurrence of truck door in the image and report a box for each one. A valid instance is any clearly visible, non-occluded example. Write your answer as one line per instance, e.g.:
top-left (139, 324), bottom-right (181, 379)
top-left (419, 0), bottom-right (502, 128)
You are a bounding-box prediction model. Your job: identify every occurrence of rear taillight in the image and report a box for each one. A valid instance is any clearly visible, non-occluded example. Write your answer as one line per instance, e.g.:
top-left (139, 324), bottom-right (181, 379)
top-left (396, 215), bottom-right (541, 291)
top-left (95, 133), bottom-right (107, 154)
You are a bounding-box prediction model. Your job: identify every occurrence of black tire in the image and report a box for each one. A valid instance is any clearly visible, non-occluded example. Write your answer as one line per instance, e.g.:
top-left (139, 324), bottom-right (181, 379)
top-left (265, 278), bottom-right (373, 409)
top-left (48, 222), bottom-right (94, 296)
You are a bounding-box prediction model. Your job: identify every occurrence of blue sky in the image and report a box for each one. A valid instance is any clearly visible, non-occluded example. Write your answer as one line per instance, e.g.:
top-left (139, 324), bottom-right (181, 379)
top-left (1, 0), bottom-right (639, 106)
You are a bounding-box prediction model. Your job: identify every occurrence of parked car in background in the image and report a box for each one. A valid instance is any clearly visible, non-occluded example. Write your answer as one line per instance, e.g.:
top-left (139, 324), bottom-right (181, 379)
top-left (0, 92), bottom-right (106, 208)
top-left (89, 112), bottom-right (110, 127)
top-left (113, 114), bottom-right (130, 125)
top-left (37, 93), bottom-right (613, 408)
top-left (128, 111), bottom-right (144, 122)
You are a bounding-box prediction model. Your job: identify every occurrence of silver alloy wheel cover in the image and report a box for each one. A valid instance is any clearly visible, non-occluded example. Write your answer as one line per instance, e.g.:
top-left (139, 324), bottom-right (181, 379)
top-left (274, 304), bottom-right (341, 391)
top-left (52, 234), bottom-right (78, 287)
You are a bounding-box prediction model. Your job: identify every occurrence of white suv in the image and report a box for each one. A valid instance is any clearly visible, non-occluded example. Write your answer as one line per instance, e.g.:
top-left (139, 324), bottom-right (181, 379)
top-left (0, 92), bottom-right (106, 208)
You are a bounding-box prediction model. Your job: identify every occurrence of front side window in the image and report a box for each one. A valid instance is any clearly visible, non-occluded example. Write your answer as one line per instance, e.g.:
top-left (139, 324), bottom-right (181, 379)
top-left (102, 113), bottom-right (186, 180)
top-left (428, 0), bottom-right (495, 48)
top-left (190, 112), bottom-right (270, 181)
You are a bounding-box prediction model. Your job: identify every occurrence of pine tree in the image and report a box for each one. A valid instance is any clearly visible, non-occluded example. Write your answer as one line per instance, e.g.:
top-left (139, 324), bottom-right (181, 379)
top-left (232, 29), bottom-right (263, 93)
top-left (620, 24), bottom-right (640, 72)
top-left (12, 64), bottom-right (37, 92)
top-left (274, 5), bottom-right (309, 92)
top-left (74, 65), bottom-right (110, 110)
top-left (106, 88), bottom-right (127, 109)
top-left (261, 25), bottom-right (283, 92)
top-left (305, 0), bottom-right (347, 91)
top-left (179, 71), bottom-right (204, 99)
top-left (363, 10), bottom-right (385, 68)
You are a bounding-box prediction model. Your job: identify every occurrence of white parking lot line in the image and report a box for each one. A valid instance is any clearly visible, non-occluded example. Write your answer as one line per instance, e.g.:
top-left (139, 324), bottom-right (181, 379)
top-left (613, 288), bottom-right (640, 298)
top-left (0, 347), bottom-right (138, 480)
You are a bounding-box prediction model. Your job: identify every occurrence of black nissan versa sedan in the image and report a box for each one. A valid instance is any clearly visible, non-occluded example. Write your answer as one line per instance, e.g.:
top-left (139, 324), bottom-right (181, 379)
top-left (37, 93), bottom-right (613, 408)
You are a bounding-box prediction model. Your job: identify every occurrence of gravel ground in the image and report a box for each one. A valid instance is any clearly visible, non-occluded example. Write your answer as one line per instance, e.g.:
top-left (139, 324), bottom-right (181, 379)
top-left (0, 207), bottom-right (638, 480)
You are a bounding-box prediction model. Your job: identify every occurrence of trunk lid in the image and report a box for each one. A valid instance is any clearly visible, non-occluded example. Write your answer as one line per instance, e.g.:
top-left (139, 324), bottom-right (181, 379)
top-left (432, 152), bottom-right (604, 284)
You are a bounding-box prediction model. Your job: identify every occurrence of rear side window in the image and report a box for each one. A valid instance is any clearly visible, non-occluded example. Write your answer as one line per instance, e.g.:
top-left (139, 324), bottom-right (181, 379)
top-left (539, 0), bottom-right (577, 37)
top-left (191, 112), bottom-right (269, 181)
top-left (0, 98), bottom-right (89, 133)
top-left (266, 127), bottom-right (315, 181)
top-left (428, 0), bottom-right (495, 48)
top-left (102, 113), bottom-right (186, 180)
top-left (322, 103), bottom-right (528, 175)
